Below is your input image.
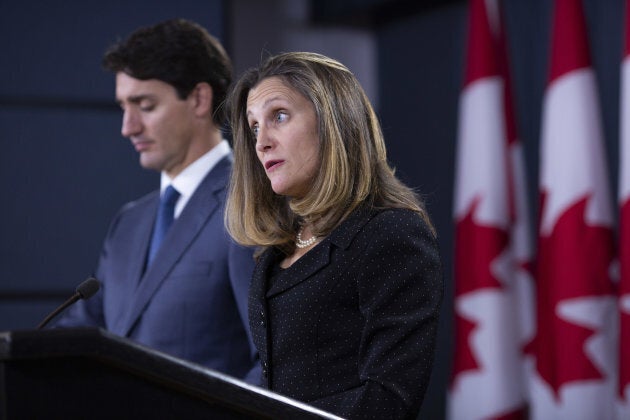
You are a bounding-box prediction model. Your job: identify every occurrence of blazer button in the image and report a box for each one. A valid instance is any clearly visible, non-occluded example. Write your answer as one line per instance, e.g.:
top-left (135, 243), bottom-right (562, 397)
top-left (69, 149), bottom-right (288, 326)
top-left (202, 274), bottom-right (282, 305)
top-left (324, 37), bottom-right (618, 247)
top-left (262, 361), bottom-right (268, 377)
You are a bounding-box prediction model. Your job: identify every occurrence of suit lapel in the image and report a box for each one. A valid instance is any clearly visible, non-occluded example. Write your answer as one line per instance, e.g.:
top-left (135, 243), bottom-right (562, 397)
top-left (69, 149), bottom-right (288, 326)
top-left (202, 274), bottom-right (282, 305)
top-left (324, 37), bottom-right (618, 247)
top-left (116, 157), bottom-right (230, 336)
top-left (130, 196), bottom-right (158, 284)
top-left (108, 192), bottom-right (158, 334)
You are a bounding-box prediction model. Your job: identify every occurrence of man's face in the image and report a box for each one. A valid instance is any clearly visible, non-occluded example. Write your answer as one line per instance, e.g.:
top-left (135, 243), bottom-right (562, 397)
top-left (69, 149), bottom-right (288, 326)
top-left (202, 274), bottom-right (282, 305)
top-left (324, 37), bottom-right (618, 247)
top-left (115, 72), bottom-right (197, 177)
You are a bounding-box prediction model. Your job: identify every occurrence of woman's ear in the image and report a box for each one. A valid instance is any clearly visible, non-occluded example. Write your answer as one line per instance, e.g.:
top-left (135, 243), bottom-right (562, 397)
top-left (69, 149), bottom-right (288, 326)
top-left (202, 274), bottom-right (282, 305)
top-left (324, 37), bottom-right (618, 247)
top-left (191, 82), bottom-right (214, 118)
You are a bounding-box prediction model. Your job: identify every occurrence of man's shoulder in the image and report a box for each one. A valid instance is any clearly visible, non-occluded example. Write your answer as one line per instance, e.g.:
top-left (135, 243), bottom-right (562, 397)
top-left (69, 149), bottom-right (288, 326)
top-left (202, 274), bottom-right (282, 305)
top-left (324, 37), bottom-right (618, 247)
top-left (197, 154), bottom-right (232, 192)
top-left (118, 190), bottom-right (159, 216)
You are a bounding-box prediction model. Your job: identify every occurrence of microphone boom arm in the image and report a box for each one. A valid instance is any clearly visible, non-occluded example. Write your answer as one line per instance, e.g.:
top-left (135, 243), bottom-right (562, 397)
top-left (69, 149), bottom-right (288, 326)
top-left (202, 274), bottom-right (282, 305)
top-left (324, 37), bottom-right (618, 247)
top-left (36, 277), bottom-right (101, 330)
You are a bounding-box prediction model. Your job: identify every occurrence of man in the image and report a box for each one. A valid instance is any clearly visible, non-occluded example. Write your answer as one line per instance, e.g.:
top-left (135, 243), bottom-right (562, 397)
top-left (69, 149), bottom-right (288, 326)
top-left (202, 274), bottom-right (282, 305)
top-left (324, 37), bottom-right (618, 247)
top-left (54, 19), bottom-right (259, 383)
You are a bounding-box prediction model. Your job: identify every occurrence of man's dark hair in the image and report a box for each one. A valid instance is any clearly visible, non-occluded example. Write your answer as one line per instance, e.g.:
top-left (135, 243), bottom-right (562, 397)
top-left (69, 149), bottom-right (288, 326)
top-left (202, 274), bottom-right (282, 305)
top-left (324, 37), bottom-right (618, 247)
top-left (103, 19), bottom-right (232, 126)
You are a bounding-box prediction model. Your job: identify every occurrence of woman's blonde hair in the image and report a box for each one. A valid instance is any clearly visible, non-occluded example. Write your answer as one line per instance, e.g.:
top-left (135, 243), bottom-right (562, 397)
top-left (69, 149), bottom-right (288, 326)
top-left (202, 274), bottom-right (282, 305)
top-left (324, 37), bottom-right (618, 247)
top-left (225, 52), bottom-right (434, 254)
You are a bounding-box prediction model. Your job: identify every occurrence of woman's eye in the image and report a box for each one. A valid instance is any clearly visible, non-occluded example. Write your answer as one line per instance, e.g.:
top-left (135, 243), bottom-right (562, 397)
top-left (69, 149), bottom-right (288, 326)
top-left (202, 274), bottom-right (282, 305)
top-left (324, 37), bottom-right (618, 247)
top-left (251, 124), bottom-right (259, 138)
top-left (275, 112), bottom-right (287, 123)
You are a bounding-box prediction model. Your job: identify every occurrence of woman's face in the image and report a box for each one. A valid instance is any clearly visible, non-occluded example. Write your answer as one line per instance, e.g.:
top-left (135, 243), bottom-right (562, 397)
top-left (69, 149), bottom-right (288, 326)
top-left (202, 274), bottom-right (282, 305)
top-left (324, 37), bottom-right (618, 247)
top-left (246, 76), bottom-right (320, 198)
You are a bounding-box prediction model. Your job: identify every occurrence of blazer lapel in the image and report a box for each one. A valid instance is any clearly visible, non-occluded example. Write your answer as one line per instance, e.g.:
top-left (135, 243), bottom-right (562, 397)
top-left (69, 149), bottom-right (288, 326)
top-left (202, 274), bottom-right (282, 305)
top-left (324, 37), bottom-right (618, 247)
top-left (251, 249), bottom-right (274, 302)
top-left (265, 243), bottom-right (331, 297)
top-left (116, 158), bottom-right (230, 336)
top-left (265, 206), bottom-right (375, 298)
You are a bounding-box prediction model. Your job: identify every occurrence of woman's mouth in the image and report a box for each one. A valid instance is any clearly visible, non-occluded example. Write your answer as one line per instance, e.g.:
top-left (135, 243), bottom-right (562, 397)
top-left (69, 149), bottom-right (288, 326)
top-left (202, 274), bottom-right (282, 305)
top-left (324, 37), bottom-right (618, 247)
top-left (265, 160), bottom-right (284, 171)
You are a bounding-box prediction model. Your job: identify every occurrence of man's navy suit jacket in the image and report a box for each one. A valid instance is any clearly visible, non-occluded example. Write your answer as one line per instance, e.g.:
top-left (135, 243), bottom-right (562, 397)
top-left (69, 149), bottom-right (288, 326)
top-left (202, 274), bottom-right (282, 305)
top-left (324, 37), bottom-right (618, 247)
top-left (55, 156), bottom-right (260, 383)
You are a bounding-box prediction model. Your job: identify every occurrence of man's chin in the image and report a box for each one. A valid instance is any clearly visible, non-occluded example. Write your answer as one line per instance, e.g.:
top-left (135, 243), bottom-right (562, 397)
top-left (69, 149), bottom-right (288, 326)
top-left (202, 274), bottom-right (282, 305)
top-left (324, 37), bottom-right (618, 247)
top-left (139, 155), bottom-right (162, 172)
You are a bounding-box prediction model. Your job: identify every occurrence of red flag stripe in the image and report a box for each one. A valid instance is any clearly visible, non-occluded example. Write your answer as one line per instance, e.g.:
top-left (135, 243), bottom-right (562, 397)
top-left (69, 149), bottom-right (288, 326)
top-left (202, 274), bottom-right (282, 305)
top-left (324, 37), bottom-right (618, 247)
top-left (464, 0), bottom-right (499, 86)
top-left (619, 0), bottom-right (630, 406)
top-left (548, 0), bottom-right (591, 83)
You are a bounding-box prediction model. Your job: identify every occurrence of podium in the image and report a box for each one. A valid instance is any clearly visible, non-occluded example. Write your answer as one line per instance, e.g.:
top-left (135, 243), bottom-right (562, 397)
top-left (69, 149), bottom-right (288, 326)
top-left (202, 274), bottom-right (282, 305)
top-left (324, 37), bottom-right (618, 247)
top-left (0, 328), bottom-right (342, 419)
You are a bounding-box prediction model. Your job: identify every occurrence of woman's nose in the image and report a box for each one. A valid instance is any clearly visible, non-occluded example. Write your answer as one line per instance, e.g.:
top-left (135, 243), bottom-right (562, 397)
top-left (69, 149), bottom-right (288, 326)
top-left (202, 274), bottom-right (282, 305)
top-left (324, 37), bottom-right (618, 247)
top-left (255, 126), bottom-right (273, 152)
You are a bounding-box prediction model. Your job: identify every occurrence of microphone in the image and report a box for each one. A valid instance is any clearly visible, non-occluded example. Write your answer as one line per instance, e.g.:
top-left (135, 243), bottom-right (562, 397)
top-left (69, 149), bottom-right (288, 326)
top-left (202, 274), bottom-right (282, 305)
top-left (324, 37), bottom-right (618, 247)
top-left (37, 277), bottom-right (101, 330)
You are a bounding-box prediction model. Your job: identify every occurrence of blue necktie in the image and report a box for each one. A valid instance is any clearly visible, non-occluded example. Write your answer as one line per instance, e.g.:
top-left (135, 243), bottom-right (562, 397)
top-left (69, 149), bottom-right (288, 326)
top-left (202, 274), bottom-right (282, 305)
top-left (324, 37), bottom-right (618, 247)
top-left (147, 185), bottom-right (180, 265)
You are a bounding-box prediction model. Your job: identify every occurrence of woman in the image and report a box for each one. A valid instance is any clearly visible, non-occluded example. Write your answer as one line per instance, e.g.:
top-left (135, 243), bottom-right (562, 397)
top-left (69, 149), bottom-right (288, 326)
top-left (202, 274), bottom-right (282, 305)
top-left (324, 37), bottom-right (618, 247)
top-left (225, 52), bottom-right (443, 419)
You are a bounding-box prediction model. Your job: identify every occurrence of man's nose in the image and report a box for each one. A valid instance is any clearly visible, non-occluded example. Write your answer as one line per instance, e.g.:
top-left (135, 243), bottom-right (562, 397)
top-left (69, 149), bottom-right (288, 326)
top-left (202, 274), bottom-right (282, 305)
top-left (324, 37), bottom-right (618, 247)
top-left (121, 109), bottom-right (142, 137)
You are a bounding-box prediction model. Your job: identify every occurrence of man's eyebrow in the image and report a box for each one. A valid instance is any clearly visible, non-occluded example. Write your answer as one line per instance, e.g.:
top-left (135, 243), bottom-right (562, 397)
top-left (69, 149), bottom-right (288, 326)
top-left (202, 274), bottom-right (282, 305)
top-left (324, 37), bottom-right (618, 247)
top-left (118, 94), bottom-right (156, 104)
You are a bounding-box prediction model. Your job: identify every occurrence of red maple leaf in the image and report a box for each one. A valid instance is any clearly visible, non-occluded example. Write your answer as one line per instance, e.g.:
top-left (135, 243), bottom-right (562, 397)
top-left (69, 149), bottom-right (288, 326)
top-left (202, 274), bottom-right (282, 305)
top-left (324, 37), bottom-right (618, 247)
top-left (619, 199), bottom-right (630, 397)
top-left (451, 198), bottom-right (509, 386)
top-left (493, 406), bottom-right (529, 420)
top-left (454, 198), bottom-right (509, 296)
top-left (534, 193), bottom-right (615, 399)
top-left (621, 309), bottom-right (630, 398)
top-left (451, 311), bottom-right (479, 386)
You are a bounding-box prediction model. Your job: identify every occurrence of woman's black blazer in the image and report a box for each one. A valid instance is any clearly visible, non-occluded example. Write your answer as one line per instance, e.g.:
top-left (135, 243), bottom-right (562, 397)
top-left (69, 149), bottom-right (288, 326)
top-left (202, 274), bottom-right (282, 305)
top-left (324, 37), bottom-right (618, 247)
top-left (249, 206), bottom-right (443, 419)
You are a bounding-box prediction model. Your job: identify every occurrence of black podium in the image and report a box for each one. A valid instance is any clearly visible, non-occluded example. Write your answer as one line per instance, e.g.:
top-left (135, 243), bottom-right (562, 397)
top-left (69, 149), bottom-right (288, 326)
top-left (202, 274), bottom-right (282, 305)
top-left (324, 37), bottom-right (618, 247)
top-left (0, 328), bottom-right (342, 419)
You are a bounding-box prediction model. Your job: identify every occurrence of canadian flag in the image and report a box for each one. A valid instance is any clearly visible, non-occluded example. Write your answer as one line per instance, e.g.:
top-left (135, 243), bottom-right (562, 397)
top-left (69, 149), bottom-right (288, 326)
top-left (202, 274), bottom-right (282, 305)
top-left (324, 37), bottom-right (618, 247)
top-left (618, 0), bottom-right (630, 417)
top-left (532, 0), bottom-right (617, 419)
top-left (450, 0), bottom-right (534, 418)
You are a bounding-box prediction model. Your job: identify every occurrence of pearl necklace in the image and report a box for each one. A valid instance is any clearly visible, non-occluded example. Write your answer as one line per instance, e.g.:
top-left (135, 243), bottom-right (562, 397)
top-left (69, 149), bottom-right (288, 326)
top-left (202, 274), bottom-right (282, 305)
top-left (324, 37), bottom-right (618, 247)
top-left (296, 226), bottom-right (318, 248)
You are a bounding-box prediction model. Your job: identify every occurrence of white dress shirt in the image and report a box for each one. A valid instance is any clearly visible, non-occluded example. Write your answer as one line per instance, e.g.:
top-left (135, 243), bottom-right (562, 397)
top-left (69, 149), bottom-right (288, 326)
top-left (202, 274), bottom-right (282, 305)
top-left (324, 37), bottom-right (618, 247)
top-left (159, 140), bottom-right (230, 218)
